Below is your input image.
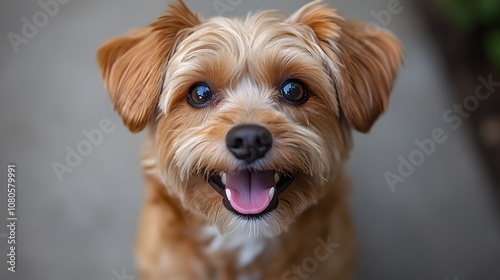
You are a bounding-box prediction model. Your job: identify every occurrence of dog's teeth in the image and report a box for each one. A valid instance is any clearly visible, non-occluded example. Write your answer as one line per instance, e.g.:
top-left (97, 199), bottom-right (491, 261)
top-left (225, 189), bottom-right (232, 201)
top-left (220, 172), bottom-right (226, 185)
top-left (274, 173), bottom-right (280, 184)
top-left (268, 187), bottom-right (275, 201)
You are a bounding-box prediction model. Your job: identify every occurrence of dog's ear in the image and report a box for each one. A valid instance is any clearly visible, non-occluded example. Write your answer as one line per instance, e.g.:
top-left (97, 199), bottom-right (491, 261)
top-left (288, 1), bottom-right (403, 133)
top-left (97, 1), bottom-right (201, 133)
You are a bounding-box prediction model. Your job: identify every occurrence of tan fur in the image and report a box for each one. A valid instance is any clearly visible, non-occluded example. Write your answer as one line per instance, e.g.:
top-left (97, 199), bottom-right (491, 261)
top-left (97, 1), bottom-right (201, 132)
top-left (97, 1), bottom-right (402, 279)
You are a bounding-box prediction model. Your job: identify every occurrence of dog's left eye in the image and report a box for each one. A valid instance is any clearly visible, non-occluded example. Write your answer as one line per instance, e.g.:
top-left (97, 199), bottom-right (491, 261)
top-left (280, 80), bottom-right (308, 105)
top-left (188, 83), bottom-right (213, 108)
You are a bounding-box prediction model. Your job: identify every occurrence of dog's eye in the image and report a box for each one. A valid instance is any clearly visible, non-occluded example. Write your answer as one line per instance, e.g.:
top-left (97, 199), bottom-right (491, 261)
top-left (188, 83), bottom-right (213, 108)
top-left (280, 80), bottom-right (308, 105)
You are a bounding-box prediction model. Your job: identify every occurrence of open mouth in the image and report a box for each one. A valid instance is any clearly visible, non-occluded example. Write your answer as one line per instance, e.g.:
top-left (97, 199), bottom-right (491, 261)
top-left (208, 170), bottom-right (295, 217)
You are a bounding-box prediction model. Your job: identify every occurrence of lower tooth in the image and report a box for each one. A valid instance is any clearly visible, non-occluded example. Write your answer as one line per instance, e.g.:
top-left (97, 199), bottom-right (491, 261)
top-left (225, 189), bottom-right (232, 201)
top-left (221, 172), bottom-right (226, 185)
top-left (268, 187), bottom-right (275, 201)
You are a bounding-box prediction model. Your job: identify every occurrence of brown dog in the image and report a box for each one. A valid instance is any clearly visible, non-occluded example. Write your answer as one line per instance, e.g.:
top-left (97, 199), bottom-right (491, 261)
top-left (97, 1), bottom-right (402, 279)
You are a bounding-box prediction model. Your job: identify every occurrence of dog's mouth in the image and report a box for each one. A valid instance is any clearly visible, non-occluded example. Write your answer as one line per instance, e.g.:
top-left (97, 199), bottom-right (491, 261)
top-left (208, 170), bottom-right (295, 217)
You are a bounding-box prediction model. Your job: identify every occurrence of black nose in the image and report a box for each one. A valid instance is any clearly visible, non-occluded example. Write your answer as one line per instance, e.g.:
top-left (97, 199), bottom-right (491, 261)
top-left (226, 125), bottom-right (273, 163)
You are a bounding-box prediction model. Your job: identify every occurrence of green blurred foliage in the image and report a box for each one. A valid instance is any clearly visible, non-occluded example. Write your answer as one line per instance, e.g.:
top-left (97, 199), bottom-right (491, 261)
top-left (485, 30), bottom-right (500, 69)
top-left (438, 0), bottom-right (500, 68)
top-left (439, 0), bottom-right (500, 28)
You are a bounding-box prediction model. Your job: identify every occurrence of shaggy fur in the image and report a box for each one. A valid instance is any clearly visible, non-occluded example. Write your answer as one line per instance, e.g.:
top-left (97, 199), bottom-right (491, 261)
top-left (97, 1), bottom-right (402, 279)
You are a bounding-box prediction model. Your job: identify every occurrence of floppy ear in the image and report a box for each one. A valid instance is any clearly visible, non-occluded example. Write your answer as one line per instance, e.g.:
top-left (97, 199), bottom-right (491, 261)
top-left (288, 1), bottom-right (403, 133)
top-left (97, 0), bottom-right (201, 133)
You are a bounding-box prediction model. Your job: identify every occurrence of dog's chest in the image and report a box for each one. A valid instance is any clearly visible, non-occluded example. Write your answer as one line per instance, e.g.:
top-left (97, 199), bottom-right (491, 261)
top-left (201, 225), bottom-right (267, 269)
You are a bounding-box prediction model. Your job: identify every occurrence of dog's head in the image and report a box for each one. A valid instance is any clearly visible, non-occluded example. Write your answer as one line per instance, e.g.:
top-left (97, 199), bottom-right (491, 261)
top-left (97, 0), bottom-right (402, 238)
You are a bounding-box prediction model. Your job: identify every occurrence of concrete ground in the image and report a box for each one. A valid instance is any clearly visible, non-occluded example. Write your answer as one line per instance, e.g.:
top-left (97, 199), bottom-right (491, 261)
top-left (1, 0), bottom-right (499, 279)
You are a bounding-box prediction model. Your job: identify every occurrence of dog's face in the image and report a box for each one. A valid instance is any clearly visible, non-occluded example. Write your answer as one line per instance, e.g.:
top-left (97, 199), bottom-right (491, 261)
top-left (98, 1), bottom-right (402, 238)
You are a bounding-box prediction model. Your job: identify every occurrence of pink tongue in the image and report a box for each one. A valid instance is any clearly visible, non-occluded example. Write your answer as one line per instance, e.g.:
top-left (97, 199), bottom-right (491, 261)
top-left (226, 170), bottom-right (275, 215)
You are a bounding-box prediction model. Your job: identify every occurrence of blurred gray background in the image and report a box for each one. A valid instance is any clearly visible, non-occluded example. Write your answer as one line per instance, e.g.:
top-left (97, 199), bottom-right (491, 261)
top-left (1, 0), bottom-right (500, 279)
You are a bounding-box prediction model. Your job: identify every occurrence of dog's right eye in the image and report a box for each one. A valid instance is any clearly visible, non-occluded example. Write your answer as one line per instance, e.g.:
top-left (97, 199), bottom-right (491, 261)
top-left (188, 83), bottom-right (213, 108)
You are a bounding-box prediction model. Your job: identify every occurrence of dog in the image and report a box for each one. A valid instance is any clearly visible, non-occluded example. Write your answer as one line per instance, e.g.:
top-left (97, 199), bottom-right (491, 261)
top-left (97, 0), bottom-right (402, 279)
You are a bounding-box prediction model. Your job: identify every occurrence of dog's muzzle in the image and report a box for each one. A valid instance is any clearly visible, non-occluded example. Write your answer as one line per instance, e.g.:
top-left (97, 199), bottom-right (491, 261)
top-left (208, 124), bottom-right (295, 217)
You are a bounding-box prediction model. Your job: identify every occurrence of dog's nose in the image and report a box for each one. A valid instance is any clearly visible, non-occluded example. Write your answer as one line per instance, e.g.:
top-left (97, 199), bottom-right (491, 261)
top-left (226, 125), bottom-right (272, 163)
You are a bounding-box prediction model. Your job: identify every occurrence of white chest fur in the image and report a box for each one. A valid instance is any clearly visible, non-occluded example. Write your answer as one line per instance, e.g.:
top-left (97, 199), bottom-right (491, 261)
top-left (201, 225), bottom-right (267, 268)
